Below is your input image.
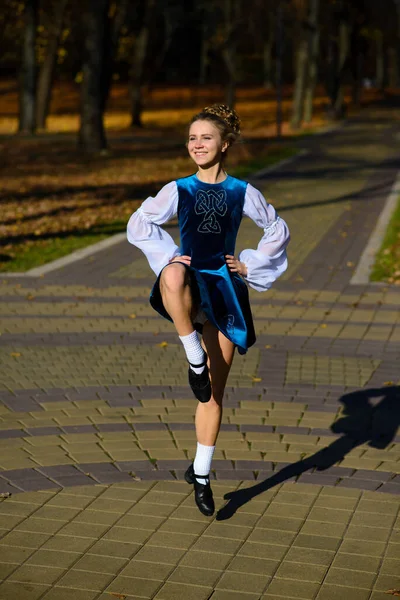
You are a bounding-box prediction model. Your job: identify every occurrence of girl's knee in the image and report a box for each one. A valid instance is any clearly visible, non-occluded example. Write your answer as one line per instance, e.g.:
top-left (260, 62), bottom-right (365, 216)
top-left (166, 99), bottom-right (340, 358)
top-left (160, 263), bottom-right (188, 293)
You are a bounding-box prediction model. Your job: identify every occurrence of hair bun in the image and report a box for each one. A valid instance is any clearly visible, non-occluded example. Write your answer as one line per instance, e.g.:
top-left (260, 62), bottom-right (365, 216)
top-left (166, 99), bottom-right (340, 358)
top-left (203, 104), bottom-right (241, 135)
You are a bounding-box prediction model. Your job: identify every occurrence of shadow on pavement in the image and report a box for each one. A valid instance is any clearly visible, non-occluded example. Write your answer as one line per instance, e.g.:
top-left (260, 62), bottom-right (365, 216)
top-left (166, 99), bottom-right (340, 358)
top-left (216, 385), bottom-right (400, 521)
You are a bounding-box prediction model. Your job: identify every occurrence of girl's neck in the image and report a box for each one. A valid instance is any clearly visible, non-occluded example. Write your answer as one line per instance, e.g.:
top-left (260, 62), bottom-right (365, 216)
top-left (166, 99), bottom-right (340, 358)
top-left (196, 164), bottom-right (227, 184)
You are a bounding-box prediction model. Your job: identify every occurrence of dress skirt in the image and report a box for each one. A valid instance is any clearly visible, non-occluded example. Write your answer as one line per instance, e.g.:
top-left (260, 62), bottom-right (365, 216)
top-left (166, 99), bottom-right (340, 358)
top-left (150, 261), bottom-right (256, 355)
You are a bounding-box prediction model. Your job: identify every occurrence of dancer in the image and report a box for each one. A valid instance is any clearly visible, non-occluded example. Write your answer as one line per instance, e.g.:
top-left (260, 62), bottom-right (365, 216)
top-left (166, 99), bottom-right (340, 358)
top-left (127, 104), bottom-right (290, 516)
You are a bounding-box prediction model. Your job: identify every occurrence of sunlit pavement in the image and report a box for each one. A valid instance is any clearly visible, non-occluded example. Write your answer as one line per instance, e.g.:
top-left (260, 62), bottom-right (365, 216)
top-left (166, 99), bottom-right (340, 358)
top-left (0, 109), bottom-right (399, 599)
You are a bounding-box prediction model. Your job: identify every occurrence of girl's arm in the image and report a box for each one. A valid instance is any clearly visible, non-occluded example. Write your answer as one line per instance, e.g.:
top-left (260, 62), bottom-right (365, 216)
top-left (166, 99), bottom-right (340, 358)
top-left (238, 183), bottom-right (290, 292)
top-left (127, 181), bottom-right (180, 276)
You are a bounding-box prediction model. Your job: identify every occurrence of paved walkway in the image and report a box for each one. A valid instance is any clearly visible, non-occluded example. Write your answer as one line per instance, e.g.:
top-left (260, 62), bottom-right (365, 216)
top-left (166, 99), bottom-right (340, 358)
top-left (0, 107), bottom-right (400, 600)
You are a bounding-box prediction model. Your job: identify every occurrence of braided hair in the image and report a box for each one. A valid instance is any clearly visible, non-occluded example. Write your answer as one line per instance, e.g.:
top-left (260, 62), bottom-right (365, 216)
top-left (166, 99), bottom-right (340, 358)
top-left (189, 104), bottom-right (241, 150)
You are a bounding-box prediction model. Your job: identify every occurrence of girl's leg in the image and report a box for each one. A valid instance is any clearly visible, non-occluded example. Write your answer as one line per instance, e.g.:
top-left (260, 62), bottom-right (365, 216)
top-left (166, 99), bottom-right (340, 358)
top-left (159, 263), bottom-right (195, 336)
top-left (193, 322), bottom-right (235, 480)
top-left (160, 263), bottom-right (210, 401)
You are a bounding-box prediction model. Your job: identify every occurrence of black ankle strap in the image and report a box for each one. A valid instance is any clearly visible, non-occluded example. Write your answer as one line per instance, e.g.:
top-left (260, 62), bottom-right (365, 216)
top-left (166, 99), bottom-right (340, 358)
top-left (194, 472), bottom-right (210, 479)
top-left (188, 355), bottom-right (207, 369)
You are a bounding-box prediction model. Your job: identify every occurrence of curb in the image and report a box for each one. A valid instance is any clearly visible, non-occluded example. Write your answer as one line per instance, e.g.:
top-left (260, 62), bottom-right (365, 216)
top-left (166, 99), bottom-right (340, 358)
top-left (351, 170), bottom-right (400, 285)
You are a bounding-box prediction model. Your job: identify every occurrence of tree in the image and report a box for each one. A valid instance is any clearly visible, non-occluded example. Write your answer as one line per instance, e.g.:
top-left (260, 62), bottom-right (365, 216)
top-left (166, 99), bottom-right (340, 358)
top-left (101, 0), bottom-right (130, 113)
top-left (19, 0), bottom-right (39, 133)
top-left (130, 0), bottom-right (156, 128)
top-left (79, 0), bottom-right (109, 152)
top-left (36, 0), bottom-right (69, 129)
top-left (303, 0), bottom-right (319, 123)
top-left (221, 0), bottom-right (241, 108)
top-left (333, 5), bottom-right (351, 118)
top-left (290, 0), bottom-right (309, 129)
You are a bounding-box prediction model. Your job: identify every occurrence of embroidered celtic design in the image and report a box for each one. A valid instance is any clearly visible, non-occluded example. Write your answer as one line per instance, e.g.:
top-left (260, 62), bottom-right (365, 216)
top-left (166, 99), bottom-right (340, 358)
top-left (195, 189), bottom-right (228, 234)
top-left (226, 314), bottom-right (235, 334)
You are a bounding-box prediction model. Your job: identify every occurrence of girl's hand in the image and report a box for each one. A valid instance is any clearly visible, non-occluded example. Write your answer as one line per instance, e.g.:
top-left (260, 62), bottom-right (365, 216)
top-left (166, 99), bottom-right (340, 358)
top-left (225, 255), bottom-right (247, 277)
top-left (169, 255), bottom-right (191, 266)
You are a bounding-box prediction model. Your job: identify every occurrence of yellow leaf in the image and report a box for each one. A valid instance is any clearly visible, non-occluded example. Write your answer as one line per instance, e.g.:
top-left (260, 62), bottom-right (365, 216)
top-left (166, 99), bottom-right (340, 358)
top-left (265, 345), bottom-right (272, 349)
top-left (158, 341), bottom-right (168, 347)
top-left (252, 377), bottom-right (262, 382)
top-left (10, 352), bottom-right (21, 357)
top-left (320, 324), bottom-right (327, 328)
top-left (383, 381), bottom-right (394, 386)
top-left (128, 314), bottom-right (136, 319)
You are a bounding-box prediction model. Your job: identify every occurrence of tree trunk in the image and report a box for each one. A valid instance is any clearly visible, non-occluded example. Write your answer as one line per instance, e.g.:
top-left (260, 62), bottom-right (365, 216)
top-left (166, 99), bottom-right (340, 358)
top-left (222, 45), bottom-right (236, 107)
top-left (290, 34), bottom-right (308, 129)
top-left (101, 0), bottom-right (130, 113)
top-left (333, 16), bottom-right (350, 117)
top-left (79, 0), bottom-right (109, 153)
top-left (388, 46), bottom-right (398, 87)
top-left (199, 14), bottom-right (210, 85)
top-left (36, 0), bottom-right (68, 130)
top-left (303, 0), bottom-right (319, 123)
top-left (275, 0), bottom-right (284, 137)
top-left (376, 32), bottom-right (384, 90)
top-left (19, 0), bottom-right (38, 134)
top-left (222, 0), bottom-right (238, 108)
top-left (263, 15), bottom-right (274, 89)
top-left (130, 0), bottom-right (155, 127)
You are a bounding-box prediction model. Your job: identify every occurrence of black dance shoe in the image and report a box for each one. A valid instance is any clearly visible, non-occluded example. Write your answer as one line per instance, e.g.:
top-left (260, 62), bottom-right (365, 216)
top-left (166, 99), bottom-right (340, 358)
top-left (184, 464), bottom-right (215, 517)
top-left (188, 357), bottom-right (211, 403)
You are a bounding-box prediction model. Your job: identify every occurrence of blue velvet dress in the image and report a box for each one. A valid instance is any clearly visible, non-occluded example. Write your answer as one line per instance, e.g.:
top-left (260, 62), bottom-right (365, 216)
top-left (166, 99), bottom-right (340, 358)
top-left (150, 174), bottom-right (256, 355)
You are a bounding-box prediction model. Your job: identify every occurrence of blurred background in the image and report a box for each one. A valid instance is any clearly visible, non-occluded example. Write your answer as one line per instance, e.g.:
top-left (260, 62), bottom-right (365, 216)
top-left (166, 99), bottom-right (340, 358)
top-left (1, 0), bottom-right (400, 272)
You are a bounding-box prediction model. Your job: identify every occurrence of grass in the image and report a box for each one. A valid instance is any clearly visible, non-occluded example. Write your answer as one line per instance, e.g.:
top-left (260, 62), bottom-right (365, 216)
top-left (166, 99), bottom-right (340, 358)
top-left (229, 146), bottom-right (298, 178)
top-left (370, 195), bottom-right (400, 284)
top-left (0, 221), bottom-right (126, 273)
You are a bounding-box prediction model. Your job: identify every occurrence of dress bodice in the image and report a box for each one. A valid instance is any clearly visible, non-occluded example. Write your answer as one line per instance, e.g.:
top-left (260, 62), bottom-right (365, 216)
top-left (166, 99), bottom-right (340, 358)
top-left (177, 174), bottom-right (247, 270)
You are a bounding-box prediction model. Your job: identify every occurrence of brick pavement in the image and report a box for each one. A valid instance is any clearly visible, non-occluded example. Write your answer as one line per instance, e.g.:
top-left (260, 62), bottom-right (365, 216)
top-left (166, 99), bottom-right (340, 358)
top-left (0, 108), bottom-right (400, 599)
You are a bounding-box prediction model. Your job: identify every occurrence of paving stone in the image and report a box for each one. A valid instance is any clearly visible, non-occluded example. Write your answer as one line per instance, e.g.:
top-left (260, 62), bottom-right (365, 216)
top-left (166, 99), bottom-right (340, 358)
top-left (154, 581), bottom-right (213, 600)
top-left (265, 578), bottom-right (320, 599)
top-left (316, 585), bottom-right (372, 599)
top-left (133, 545), bottom-right (185, 564)
top-left (26, 549), bottom-right (82, 569)
top-left (216, 571), bottom-right (270, 594)
top-left (41, 589), bottom-right (99, 600)
top-left (55, 569), bottom-right (114, 591)
top-left (211, 592), bottom-right (260, 600)
top-left (275, 560), bottom-right (328, 583)
top-left (0, 581), bottom-right (50, 600)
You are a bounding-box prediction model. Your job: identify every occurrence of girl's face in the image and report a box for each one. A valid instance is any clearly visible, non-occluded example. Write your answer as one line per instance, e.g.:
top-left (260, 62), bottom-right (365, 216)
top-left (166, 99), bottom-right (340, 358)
top-left (187, 120), bottom-right (229, 169)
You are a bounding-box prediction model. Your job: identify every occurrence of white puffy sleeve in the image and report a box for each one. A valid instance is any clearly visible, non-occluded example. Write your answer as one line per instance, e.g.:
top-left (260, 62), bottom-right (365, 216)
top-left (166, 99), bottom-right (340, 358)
top-left (238, 183), bottom-right (290, 292)
top-left (127, 181), bottom-right (180, 276)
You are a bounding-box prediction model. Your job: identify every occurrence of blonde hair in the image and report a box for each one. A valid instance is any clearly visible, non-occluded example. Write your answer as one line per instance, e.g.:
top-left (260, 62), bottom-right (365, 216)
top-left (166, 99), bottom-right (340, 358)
top-left (189, 104), bottom-right (241, 148)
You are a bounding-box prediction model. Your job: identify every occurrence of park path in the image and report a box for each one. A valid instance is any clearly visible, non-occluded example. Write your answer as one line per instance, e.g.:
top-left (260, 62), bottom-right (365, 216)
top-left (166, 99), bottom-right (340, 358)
top-left (0, 106), bottom-right (399, 599)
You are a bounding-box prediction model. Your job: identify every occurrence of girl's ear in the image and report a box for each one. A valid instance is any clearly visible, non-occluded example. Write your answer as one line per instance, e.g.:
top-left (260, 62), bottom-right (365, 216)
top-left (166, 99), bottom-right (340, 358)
top-left (222, 141), bottom-right (229, 153)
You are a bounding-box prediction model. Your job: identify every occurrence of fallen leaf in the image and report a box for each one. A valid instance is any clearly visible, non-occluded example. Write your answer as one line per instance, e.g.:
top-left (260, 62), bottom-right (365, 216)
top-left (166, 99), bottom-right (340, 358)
top-left (252, 377), bottom-right (262, 382)
top-left (128, 314), bottom-right (136, 319)
top-left (320, 324), bottom-right (327, 328)
top-left (109, 594), bottom-right (127, 599)
top-left (157, 341), bottom-right (168, 347)
top-left (10, 352), bottom-right (21, 357)
top-left (384, 590), bottom-right (400, 597)
top-left (383, 381), bottom-right (394, 386)
top-left (346, 261), bottom-right (354, 267)
top-left (265, 345), bottom-right (272, 349)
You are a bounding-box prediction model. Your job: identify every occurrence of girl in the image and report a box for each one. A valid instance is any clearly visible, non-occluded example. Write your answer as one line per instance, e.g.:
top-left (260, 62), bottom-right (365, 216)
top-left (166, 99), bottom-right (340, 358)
top-left (127, 104), bottom-right (290, 516)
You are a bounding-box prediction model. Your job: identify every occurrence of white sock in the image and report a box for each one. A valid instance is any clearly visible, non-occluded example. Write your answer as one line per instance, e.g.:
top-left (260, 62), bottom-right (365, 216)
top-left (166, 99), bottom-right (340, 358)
top-left (193, 442), bottom-right (215, 484)
top-left (179, 331), bottom-right (206, 374)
